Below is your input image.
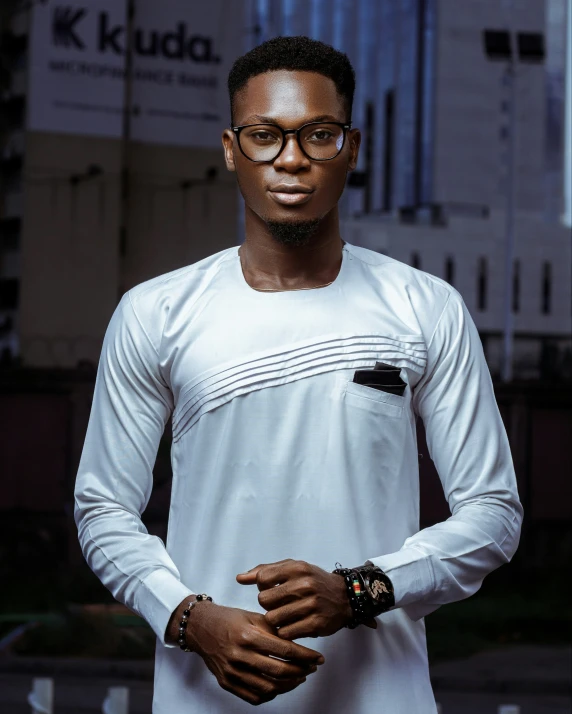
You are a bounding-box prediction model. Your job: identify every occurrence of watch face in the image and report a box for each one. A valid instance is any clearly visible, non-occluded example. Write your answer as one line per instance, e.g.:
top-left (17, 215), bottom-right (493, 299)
top-left (365, 571), bottom-right (391, 602)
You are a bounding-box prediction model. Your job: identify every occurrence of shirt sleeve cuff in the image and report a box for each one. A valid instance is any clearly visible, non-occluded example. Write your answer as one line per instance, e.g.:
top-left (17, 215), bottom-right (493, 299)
top-left (135, 569), bottom-right (195, 647)
top-left (366, 549), bottom-right (438, 621)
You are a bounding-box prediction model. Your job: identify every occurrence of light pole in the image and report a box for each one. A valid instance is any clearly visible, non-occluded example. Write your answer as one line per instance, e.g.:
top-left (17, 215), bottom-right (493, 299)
top-left (482, 22), bottom-right (545, 382)
top-left (564, 0), bottom-right (572, 229)
top-left (118, 0), bottom-right (136, 300)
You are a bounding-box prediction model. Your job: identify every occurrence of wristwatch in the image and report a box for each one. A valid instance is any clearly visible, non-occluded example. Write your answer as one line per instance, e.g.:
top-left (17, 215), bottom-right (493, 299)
top-left (333, 561), bottom-right (395, 627)
top-left (351, 563), bottom-right (395, 618)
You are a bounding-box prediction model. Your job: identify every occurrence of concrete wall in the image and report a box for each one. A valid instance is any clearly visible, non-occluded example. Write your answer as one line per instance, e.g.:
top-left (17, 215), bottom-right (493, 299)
top-left (19, 132), bottom-right (122, 368)
top-left (344, 206), bottom-right (571, 378)
top-left (18, 132), bottom-right (238, 368)
top-left (385, 209), bottom-right (571, 336)
top-left (434, 0), bottom-right (548, 214)
top-left (123, 140), bottom-right (237, 291)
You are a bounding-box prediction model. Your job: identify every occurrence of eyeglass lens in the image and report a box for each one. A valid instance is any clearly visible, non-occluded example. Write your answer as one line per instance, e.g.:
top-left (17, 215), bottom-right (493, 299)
top-left (239, 124), bottom-right (345, 161)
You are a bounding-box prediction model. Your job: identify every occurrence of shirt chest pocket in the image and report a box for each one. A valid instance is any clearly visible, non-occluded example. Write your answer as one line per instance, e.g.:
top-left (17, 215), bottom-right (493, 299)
top-left (326, 371), bottom-right (411, 472)
top-left (335, 373), bottom-right (406, 419)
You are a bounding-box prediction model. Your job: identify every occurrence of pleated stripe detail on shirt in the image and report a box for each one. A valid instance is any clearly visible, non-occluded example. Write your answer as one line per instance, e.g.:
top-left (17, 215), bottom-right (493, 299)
top-left (171, 334), bottom-right (426, 442)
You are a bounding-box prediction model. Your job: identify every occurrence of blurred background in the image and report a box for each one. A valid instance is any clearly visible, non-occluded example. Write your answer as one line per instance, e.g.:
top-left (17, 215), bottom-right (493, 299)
top-left (0, 0), bottom-right (570, 712)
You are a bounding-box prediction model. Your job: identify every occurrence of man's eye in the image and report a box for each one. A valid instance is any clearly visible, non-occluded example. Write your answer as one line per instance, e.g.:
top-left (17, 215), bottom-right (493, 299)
top-left (251, 132), bottom-right (279, 142)
top-left (307, 130), bottom-right (333, 142)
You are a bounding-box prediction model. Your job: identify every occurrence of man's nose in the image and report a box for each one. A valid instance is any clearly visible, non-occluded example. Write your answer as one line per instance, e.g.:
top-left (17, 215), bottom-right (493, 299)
top-left (273, 134), bottom-right (310, 171)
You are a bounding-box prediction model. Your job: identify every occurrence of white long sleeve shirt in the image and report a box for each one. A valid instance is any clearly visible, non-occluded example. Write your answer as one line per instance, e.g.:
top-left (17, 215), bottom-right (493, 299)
top-left (74, 241), bottom-right (522, 713)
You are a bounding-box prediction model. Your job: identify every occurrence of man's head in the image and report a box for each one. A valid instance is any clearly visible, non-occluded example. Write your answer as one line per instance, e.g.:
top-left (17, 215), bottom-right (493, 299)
top-left (222, 36), bottom-right (360, 247)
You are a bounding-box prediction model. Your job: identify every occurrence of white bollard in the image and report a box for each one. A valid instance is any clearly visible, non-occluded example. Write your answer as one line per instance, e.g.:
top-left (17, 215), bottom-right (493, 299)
top-left (498, 706), bottom-right (521, 714)
top-left (27, 678), bottom-right (54, 714)
top-left (102, 686), bottom-right (130, 714)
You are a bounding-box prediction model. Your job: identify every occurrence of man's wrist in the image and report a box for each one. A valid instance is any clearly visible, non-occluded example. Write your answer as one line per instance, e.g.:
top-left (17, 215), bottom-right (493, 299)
top-left (333, 572), bottom-right (354, 625)
top-left (166, 595), bottom-right (198, 646)
top-left (166, 594), bottom-right (217, 651)
top-left (332, 565), bottom-right (369, 628)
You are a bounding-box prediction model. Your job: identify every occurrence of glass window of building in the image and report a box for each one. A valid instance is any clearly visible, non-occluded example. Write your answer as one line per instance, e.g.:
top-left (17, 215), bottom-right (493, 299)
top-left (541, 261), bottom-right (552, 314)
top-left (445, 256), bottom-right (455, 286)
top-left (512, 259), bottom-right (520, 313)
top-left (477, 257), bottom-right (488, 311)
top-left (382, 89), bottom-right (395, 212)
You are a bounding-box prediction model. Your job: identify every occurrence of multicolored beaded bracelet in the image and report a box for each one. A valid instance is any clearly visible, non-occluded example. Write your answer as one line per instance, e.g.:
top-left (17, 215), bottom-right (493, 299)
top-left (178, 593), bottom-right (214, 652)
top-left (332, 564), bottom-right (369, 629)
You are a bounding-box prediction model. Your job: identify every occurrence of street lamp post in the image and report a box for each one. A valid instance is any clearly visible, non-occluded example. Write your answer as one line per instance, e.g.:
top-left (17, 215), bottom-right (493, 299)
top-left (564, 0), bottom-right (572, 229)
top-left (482, 23), bottom-right (545, 382)
top-left (502, 46), bottom-right (517, 383)
top-left (118, 0), bottom-right (136, 300)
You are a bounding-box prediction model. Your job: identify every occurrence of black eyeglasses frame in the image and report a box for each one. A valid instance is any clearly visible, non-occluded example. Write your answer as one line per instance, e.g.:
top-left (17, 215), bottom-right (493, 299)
top-left (231, 121), bottom-right (353, 163)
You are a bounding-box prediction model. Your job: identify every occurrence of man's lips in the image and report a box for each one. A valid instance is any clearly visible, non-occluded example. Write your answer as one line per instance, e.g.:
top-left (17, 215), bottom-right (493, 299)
top-left (268, 185), bottom-right (314, 206)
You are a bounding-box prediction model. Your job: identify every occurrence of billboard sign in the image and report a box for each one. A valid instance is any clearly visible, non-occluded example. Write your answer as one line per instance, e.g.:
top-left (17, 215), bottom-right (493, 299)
top-left (27, 0), bottom-right (243, 147)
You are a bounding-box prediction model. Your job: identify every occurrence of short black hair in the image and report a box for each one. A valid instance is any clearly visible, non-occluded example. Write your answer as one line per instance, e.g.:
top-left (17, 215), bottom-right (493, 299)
top-left (227, 36), bottom-right (355, 125)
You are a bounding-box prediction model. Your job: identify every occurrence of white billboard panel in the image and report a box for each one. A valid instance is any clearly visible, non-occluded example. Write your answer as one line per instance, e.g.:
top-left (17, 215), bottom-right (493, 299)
top-left (27, 0), bottom-right (244, 147)
top-left (28, 0), bottom-right (126, 139)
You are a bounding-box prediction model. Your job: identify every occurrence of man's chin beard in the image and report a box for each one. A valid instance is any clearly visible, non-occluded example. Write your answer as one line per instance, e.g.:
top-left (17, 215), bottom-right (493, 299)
top-left (265, 218), bottom-right (321, 247)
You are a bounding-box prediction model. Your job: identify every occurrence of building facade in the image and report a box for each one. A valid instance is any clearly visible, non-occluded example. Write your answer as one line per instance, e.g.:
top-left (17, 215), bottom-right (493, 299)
top-left (0, 0), bottom-right (570, 378)
top-left (249, 0), bottom-right (571, 379)
top-left (329, 0), bottom-right (571, 379)
top-left (0, 0), bottom-right (243, 368)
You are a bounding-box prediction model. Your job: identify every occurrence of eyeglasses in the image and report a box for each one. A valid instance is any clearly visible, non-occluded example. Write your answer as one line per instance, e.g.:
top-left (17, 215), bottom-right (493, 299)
top-left (231, 121), bottom-right (352, 163)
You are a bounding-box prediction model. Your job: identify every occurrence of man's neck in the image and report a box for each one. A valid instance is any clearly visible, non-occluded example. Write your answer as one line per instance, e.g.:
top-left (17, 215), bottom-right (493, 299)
top-left (239, 208), bottom-right (345, 292)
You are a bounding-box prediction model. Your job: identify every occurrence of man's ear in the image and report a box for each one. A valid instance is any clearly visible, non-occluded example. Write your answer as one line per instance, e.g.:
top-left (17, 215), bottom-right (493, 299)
top-left (222, 129), bottom-right (236, 173)
top-left (347, 128), bottom-right (361, 172)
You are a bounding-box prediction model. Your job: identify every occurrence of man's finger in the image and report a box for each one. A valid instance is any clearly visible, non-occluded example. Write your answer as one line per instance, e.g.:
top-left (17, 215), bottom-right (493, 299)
top-left (236, 559), bottom-right (294, 586)
top-left (248, 560), bottom-right (298, 591)
top-left (258, 583), bottom-right (295, 610)
top-left (276, 621), bottom-right (316, 641)
top-left (240, 651), bottom-right (317, 681)
top-left (252, 630), bottom-right (325, 666)
top-left (264, 602), bottom-right (308, 629)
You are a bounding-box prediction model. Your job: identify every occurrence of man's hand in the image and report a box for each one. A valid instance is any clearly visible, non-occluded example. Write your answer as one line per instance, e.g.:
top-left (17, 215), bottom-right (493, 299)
top-left (167, 597), bottom-right (325, 707)
top-left (237, 559), bottom-right (378, 640)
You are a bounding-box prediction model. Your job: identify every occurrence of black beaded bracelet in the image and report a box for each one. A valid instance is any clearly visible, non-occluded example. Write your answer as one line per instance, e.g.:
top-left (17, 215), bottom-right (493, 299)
top-left (178, 593), bottom-right (213, 652)
top-left (331, 565), bottom-right (369, 629)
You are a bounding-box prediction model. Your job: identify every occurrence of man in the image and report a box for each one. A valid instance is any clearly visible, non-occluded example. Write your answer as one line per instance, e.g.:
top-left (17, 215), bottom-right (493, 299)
top-left (74, 36), bottom-right (523, 713)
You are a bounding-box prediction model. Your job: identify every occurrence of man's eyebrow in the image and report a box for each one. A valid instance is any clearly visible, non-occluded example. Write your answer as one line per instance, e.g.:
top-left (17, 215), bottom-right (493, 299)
top-left (241, 114), bottom-right (342, 125)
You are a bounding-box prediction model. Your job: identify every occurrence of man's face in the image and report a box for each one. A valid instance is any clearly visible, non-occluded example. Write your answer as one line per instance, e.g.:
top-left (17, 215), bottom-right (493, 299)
top-left (222, 70), bottom-right (361, 239)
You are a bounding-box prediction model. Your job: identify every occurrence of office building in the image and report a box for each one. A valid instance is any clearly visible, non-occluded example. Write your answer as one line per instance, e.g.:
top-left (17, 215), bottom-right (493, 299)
top-left (1, 0), bottom-right (570, 378)
top-left (0, 0), bottom-right (242, 368)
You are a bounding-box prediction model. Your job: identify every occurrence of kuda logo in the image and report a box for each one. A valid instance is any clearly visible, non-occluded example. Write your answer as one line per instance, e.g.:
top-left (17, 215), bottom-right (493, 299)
top-left (51, 5), bottom-right (220, 64)
top-left (52, 7), bottom-right (86, 49)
